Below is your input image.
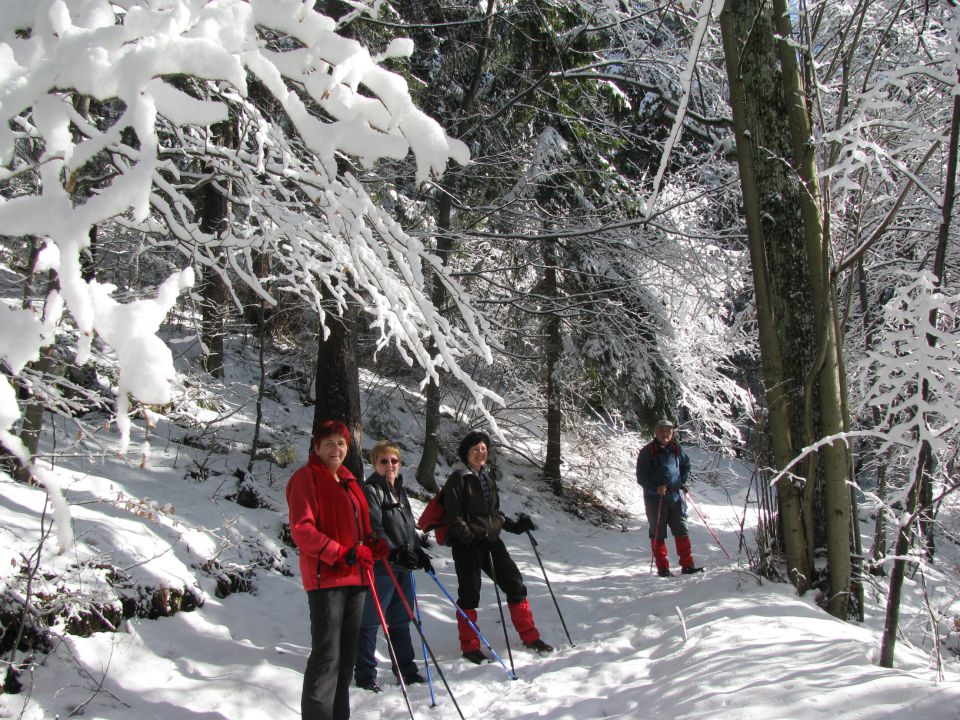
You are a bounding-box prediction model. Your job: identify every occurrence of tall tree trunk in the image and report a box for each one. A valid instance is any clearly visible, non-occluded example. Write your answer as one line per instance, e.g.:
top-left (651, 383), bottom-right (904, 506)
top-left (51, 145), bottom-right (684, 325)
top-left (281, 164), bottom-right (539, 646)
top-left (542, 238), bottom-right (563, 495)
top-left (878, 445), bottom-right (925, 667)
top-left (14, 244), bottom-right (58, 482)
top-left (248, 253), bottom-right (270, 473)
top-left (417, 372), bottom-right (442, 493)
top-left (719, 0), bottom-right (810, 592)
top-left (771, 0), bottom-right (851, 620)
top-left (198, 270), bottom-right (226, 379)
top-left (14, 351), bottom-right (54, 484)
top-left (313, 290), bottom-right (364, 480)
top-left (722, 0), bottom-right (854, 613)
top-left (198, 120), bottom-right (233, 379)
top-left (415, 196), bottom-right (452, 494)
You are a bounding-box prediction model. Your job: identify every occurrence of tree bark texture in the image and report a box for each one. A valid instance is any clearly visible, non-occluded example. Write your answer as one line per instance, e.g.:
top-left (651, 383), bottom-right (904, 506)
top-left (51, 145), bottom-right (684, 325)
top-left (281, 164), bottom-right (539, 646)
top-left (719, 0), bottom-right (810, 592)
top-left (197, 121), bottom-right (233, 380)
top-left (770, 0), bottom-right (852, 620)
top-left (722, 0), bottom-right (856, 613)
top-left (878, 446), bottom-right (925, 667)
top-left (542, 238), bottom-right (563, 495)
top-left (313, 292), bottom-right (364, 481)
top-left (415, 199), bottom-right (452, 495)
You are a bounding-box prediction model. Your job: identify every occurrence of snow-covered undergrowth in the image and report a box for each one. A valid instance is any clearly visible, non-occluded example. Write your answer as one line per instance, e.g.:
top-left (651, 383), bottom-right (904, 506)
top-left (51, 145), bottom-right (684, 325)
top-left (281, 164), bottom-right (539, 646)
top-left (1, 348), bottom-right (959, 720)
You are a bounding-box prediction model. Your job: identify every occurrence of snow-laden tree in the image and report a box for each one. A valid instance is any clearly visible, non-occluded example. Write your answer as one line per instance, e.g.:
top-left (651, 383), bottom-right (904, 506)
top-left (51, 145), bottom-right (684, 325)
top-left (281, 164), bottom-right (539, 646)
top-left (853, 273), bottom-right (960, 667)
top-left (0, 0), bottom-right (502, 472)
top-left (359, 0), bottom-right (752, 494)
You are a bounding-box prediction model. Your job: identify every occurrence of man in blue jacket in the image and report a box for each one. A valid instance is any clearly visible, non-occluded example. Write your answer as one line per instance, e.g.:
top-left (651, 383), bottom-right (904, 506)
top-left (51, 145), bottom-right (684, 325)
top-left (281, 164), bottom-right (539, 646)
top-left (636, 419), bottom-right (703, 577)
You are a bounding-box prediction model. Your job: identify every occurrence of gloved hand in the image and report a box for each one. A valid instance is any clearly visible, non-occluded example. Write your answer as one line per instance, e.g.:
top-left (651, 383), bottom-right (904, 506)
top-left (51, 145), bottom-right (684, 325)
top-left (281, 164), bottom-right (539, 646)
top-left (369, 537), bottom-right (390, 561)
top-left (335, 543), bottom-right (358, 567)
top-left (390, 545), bottom-right (420, 570)
top-left (515, 513), bottom-right (536, 533)
top-left (354, 544), bottom-right (374, 572)
top-left (418, 531), bottom-right (432, 549)
top-left (503, 513), bottom-right (536, 534)
top-left (679, 484), bottom-right (689, 494)
top-left (336, 543), bottom-right (373, 571)
top-left (415, 547), bottom-right (434, 574)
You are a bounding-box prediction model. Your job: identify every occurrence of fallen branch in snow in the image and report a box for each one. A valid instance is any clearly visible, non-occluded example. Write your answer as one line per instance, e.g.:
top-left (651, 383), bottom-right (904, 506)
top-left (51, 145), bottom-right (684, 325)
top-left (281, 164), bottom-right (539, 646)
top-left (675, 606), bottom-right (687, 641)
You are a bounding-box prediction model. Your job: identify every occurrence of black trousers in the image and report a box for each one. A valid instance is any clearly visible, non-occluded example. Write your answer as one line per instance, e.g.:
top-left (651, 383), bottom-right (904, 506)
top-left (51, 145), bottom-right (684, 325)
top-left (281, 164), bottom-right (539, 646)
top-left (303, 586), bottom-right (367, 720)
top-left (452, 538), bottom-right (527, 608)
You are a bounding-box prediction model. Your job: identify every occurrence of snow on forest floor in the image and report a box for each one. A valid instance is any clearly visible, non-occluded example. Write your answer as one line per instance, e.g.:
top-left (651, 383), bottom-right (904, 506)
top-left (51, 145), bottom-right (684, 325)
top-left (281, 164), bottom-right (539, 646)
top-left (2, 372), bottom-right (960, 720)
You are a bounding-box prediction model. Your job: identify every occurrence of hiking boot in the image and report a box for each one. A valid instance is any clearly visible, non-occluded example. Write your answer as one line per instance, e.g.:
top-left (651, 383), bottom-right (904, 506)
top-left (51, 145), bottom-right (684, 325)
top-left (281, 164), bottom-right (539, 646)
top-left (681, 566), bottom-right (704, 575)
top-left (523, 639), bottom-right (555, 654)
top-left (403, 672), bottom-right (427, 684)
top-left (462, 650), bottom-right (488, 664)
top-left (657, 569), bottom-right (673, 577)
top-left (356, 678), bottom-right (382, 693)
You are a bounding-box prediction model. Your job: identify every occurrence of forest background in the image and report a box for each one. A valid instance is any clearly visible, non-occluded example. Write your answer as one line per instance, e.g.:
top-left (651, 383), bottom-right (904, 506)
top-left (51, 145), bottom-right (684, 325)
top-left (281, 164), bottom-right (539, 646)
top-left (0, 0), bottom-right (959, 709)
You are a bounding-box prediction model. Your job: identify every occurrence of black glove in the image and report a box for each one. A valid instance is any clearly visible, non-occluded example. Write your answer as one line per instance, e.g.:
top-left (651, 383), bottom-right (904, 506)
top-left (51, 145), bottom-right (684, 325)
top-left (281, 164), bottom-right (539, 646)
top-left (391, 545), bottom-right (419, 570)
top-left (515, 513), bottom-right (537, 533)
top-left (418, 531), bottom-right (432, 549)
top-left (679, 484), bottom-right (689, 494)
top-left (339, 544), bottom-right (358, 566)
top-left (415, 547), bottom-right (434, 574)
top-left (502, 515), bottom-right (521, 534)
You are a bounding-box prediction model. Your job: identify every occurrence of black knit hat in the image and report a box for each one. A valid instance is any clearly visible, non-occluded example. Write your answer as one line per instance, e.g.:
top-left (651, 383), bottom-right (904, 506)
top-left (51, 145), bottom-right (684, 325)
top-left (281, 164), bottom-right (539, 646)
top-left (458, 430), bottom-right (492, 464)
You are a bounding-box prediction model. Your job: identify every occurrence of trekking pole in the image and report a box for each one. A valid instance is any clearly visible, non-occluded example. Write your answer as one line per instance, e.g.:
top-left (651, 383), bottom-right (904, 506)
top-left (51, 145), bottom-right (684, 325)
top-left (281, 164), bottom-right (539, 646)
top-left (425, 569), bottom-right (518, 680)
top-left (684, 489), bottom-right (731, 559)
top-left (409, 574), bottom-right (438, 709)
top-left (382, 563), bottom-right (465, 719)
top-left (485, 549), bottom-right (516, 678)
top-left (524, 530), bottom-right (574, 646)
top-left (650, 494), bottom-right (664, 573)
top-left (364, 568), bottom-right (417, 720)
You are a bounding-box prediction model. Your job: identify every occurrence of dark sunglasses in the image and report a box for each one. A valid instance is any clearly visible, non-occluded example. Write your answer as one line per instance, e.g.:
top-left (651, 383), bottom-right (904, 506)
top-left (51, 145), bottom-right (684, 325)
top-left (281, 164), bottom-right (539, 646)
top-left (378, 457), bottom-right (400, 465)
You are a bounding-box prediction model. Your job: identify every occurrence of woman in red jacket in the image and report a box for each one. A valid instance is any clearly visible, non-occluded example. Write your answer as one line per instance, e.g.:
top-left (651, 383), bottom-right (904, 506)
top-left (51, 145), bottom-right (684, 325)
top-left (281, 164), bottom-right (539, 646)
top-left (286, 419), bottom-right (387, 720)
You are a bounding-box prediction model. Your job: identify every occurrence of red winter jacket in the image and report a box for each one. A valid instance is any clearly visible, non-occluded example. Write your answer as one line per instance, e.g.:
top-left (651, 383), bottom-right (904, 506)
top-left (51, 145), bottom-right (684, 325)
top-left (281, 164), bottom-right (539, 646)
top-left (286, 454), bottom-right (374, 591)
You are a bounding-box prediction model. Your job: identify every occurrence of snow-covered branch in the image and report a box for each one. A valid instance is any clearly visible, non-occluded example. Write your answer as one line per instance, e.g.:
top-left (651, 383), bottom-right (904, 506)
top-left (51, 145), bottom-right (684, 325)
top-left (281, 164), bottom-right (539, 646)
top-left (0, 0), bottom-right (491, 457)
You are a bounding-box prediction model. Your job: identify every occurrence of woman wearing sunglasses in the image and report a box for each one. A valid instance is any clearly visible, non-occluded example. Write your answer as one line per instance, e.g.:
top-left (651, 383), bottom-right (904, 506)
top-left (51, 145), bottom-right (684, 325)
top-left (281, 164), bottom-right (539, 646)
top-left (353, 440), bottom-right (431, 693)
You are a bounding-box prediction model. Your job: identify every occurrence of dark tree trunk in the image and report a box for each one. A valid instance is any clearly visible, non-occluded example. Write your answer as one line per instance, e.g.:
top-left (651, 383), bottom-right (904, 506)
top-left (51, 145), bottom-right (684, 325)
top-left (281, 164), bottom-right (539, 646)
top-left (313, 290), bottom-right (364, 480)
top-left (82, 225), bottom-right (97, 282)
top-left (198, 121), bottom-right (233, 379)
top-left (198, 269), bottom-right (226, 379)
top-left (879, 445), bottom-right (925, 667)
top-left (542, 239), bottom-right (563, 495)
top-left (13, 245), bottom-right (58, 481)
top-left (415, 195), bottom-right (452, 494)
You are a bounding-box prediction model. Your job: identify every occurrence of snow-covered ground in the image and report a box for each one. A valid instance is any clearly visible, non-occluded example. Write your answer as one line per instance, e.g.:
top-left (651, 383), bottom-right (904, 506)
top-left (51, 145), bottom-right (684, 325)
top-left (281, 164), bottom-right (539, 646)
top-left (2, 373), bottom-right (959, 720)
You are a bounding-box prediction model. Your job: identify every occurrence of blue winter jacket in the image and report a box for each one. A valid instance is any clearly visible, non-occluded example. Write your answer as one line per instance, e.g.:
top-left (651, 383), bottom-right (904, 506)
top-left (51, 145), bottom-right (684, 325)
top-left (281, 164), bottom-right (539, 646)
top-left (636, 440), bottom-right (691, 507)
